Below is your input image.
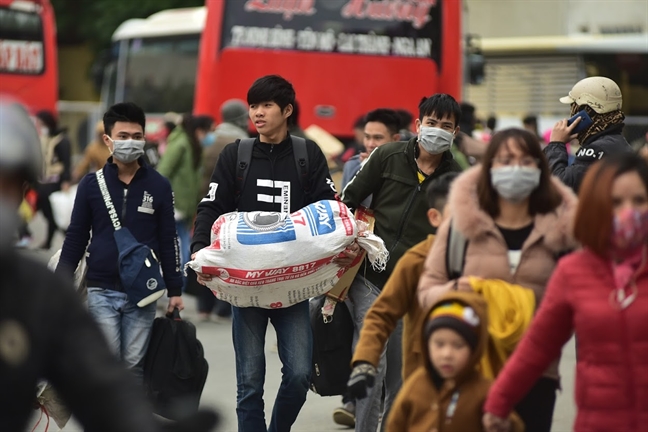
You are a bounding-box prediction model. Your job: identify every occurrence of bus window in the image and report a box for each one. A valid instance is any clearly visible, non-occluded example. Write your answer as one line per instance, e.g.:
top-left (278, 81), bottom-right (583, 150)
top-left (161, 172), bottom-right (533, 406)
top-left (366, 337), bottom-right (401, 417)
top-left (0, 6), bottom-right (44, 75)
top-left (220, 0), bottom-right (442, 62)
top-left (122, 35), bottom-right (200, 114)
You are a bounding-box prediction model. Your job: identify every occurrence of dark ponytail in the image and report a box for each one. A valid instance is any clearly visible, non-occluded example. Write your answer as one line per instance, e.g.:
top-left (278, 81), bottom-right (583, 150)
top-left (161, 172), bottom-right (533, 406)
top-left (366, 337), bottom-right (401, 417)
top-left (181, 114), bottom-right (210, 169)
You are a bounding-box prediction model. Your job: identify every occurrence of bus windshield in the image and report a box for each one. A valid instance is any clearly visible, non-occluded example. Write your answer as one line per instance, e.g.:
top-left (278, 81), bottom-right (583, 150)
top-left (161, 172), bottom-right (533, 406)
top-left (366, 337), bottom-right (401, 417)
top-left (0, 6), bottom-right (44, 75)
top-left (118, 34), bottom-right (200, 113)
top-left (221, 0), bottom-right (441, 61)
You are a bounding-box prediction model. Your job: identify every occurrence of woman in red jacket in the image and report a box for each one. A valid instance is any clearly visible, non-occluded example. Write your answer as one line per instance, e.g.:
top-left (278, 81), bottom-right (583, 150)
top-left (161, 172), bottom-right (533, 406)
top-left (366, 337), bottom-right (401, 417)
top-left (483, 153), bottom-right (648, 432)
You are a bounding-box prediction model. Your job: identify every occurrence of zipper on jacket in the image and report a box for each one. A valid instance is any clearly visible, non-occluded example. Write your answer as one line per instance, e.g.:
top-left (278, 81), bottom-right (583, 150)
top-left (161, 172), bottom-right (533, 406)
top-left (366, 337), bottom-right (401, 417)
top-left (618, 305), bottom-right (638, 429)
top-left (389, 183), bottom-right (421, 254)
top-left (122, 188), bottom-right (128, 221)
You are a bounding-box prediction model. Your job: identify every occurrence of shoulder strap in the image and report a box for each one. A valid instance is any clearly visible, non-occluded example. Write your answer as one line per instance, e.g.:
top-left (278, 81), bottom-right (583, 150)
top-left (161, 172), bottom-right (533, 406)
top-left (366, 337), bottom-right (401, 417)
top-left (95, 169), bottom-right (122, 231)
top-left (291, 136), bottom-right (310, 193)
top-left (445, 219), bottom-right (468, 280)
top-left (235, 138), bottom-right (255, 205)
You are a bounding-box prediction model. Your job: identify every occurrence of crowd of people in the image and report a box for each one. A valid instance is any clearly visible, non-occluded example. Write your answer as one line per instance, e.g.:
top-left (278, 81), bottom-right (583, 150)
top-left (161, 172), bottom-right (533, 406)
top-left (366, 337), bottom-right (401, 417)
top-left (2, 73), bottom-right (647, 432)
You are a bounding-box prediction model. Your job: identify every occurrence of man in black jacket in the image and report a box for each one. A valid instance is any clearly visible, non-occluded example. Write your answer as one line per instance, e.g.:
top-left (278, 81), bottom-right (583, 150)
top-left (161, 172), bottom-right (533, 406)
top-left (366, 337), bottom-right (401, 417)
top-left (192, 75), bottom-right (354, 432)
top-left (0, 99), bottom-right (216, 432)
top-left (545, 76), bottom-right (632, 192)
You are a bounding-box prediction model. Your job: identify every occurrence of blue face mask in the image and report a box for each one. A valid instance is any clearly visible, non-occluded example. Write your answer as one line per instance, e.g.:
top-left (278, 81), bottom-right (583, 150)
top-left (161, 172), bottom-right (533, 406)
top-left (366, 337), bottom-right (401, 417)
top-left (202, 131), bottom-right (216, 147)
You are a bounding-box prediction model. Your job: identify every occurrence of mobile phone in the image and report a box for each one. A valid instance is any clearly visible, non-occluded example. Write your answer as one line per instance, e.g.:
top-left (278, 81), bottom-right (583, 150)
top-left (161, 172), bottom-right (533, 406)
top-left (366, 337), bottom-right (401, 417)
top-left (567, 110), bottom-right (593, 133)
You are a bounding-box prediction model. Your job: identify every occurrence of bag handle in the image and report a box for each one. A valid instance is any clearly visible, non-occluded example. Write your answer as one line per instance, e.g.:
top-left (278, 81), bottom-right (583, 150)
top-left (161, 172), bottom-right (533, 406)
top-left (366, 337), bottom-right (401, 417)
top-left (166, 307), bottom-right (182, 321)
top-left (95, 168), bottom-right (122, 231)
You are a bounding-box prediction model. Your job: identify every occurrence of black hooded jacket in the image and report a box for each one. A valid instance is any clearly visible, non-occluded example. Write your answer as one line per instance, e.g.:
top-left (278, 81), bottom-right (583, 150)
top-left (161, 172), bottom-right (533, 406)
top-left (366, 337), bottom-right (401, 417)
top-left (191, 135), bottom-right (337, 253)
top-left (544, 124), bottom-right (632, 192)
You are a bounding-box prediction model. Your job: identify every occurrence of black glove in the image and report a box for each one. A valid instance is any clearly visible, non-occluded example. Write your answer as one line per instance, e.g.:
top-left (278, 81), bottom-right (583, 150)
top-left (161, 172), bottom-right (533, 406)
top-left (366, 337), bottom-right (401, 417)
top-left (346, 362), bottom-right (377, 400)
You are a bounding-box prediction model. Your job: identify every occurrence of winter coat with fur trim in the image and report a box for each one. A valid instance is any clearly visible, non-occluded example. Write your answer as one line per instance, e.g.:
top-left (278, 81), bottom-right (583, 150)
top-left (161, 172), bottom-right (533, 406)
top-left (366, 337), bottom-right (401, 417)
top-left (417, 166), bottom-right (578, 379)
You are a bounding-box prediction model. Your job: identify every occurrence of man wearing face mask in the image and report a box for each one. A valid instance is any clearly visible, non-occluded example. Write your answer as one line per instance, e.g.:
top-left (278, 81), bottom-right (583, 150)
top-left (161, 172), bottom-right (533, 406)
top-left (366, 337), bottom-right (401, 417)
top-left (341, 94), bottom-right (463, 432)
top-left (545, 76), bottom-right (632, 192)
top-left (56, 102), bottom-right (184, 383)
top-left (0, 99), bottom-right (218, 432)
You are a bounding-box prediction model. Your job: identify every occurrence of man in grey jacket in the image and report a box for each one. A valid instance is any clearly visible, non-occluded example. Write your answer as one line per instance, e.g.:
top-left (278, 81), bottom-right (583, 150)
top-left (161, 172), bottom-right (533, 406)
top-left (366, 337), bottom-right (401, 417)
top-left (545, 76), bottom-right (632, 192)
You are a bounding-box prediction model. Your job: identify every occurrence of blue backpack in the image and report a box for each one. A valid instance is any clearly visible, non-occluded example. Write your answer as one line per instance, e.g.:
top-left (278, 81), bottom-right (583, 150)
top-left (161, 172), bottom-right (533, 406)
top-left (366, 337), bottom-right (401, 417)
top-left (96, 169), bottom-right (166, 306)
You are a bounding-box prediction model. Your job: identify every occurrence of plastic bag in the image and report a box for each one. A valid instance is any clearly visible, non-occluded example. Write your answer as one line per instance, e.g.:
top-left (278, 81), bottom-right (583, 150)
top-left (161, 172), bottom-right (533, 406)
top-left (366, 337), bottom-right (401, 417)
top-left (48, 185), bottom-right (77, 230)
top-left (187, 200), bottom-right (388, 309)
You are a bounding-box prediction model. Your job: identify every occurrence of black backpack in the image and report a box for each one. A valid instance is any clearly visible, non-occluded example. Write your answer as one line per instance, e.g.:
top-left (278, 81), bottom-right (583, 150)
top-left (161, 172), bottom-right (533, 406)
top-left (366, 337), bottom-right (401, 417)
top-left (446, 220), bottom-right (469, 280)
top-left (143, 309), bottom-right (209, 421)
top-left (235, 136), bottom-right (310, 205)
top-left (309, 296), bottom-right (354, 396)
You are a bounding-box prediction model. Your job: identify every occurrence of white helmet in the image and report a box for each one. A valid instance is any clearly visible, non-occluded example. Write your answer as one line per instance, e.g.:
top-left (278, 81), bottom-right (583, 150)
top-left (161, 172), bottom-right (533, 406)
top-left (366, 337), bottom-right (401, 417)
top-left (559, 76), bottom-right (622, 114)
top-left (0, 97), bottom-right (43, 183)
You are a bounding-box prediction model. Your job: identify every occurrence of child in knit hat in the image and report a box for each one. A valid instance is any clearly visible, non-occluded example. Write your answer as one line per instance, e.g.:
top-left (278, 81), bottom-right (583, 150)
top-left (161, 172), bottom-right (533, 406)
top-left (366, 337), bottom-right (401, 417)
top-left (387, 292), bottom-right (524, 432)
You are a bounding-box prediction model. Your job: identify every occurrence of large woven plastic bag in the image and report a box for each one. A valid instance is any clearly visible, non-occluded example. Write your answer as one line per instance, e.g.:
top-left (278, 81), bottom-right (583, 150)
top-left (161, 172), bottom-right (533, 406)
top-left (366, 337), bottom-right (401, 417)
top-left (186, 200), bottom-right (387, 309)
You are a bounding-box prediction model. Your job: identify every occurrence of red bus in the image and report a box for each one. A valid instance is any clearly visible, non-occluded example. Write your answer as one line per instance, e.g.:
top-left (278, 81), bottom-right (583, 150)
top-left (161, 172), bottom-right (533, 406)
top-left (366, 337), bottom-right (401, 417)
top-left (104, 0), bottom-right (463, 140)
top-left (0, 0), bottom-right (57, 114)
top-left (195, 0), bottom-right (462, 138)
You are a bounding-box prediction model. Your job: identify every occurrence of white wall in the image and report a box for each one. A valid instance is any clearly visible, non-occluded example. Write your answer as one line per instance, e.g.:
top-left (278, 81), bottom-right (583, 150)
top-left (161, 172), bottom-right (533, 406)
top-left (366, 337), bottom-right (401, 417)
top-left (465, 0), bottom-right (648, 37)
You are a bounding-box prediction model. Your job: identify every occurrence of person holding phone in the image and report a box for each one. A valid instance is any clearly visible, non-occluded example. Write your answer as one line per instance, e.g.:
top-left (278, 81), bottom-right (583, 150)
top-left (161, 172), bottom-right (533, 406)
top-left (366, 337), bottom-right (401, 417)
top-left (544, 76), bottom-right (632, 192)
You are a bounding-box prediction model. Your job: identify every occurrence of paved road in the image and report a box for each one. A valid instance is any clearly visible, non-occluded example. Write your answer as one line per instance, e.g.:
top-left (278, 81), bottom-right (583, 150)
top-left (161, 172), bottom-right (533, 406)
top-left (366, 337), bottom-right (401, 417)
top-left (24, 214), bottom-right (576, 432)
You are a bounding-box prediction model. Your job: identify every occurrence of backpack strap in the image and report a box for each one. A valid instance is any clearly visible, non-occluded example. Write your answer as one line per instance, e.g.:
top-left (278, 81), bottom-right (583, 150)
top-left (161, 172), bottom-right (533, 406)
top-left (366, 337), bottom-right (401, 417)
top-left (95, 168), bottom-right (122, 231)
top-left (291, 136), bottom-right (310, 193)
top-left (235, 138), bottom-right (255, 205)
top-left (445, 219), bottom-right (468, 280)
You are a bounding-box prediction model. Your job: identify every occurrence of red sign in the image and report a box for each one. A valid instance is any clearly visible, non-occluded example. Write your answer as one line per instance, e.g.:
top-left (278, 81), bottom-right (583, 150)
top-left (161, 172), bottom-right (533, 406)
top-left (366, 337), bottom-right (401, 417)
top-left (0, 40), bottom-right (43, 74)
top-left (244, 0), bottom-right (316, 20)
top-left (342, 0), bottom-right (436, 30)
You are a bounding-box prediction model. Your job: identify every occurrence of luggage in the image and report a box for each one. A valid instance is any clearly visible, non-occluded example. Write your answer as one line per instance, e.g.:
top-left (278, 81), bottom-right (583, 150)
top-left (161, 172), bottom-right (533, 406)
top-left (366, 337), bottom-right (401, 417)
top-left (143, 309), bottom-right (209, 420)
top-left (187, 200), bottom-right (388, 309)
top-left (309, 296), bottom-right (354, 396)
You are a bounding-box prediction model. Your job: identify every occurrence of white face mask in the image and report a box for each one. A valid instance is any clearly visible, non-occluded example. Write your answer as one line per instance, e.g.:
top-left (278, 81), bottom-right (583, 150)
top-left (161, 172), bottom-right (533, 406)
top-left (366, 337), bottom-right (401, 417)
top-left (418, 127), bottom-right (454, 155)
top-left (490, 166), bottom-right (541, 202)
top-left (108, 137), bottom-right (145, 163)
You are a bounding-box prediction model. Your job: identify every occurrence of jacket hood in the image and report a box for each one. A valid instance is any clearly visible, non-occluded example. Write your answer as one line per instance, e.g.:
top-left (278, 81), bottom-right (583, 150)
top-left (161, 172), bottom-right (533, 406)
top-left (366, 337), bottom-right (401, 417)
top-left (449, 166), bottom-right (578, 253)
top-left (421, 291), bottom-right (489, 385)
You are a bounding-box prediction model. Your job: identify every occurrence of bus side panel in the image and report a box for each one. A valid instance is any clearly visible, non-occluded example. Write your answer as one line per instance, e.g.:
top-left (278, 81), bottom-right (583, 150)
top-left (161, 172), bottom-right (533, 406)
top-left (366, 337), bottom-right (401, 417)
top-left (440, 0), bottom-right (462, 100)
top-left (194, 0), bottom-right (224, 120)
top-left (198, 50), bottom-right (438, 138)
top-left (195, 0), bottom-right (451, 138)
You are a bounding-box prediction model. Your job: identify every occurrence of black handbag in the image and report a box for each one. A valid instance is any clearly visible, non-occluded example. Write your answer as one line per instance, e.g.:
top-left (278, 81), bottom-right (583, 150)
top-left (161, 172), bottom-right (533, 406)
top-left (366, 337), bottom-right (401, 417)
top-left (309, 296), bottom-right (354, 396)
top-left (143, 309), bottom-right (209, 420)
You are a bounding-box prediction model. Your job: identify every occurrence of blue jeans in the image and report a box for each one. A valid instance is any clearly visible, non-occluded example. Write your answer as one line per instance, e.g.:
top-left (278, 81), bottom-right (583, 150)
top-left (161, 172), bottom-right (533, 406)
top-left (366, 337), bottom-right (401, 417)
top-left (348, 275), bottom-right (403, 432)
top-left (232, 302), bottom-right (312, 432)
top-left (87, 287), bottom-right (157, 383)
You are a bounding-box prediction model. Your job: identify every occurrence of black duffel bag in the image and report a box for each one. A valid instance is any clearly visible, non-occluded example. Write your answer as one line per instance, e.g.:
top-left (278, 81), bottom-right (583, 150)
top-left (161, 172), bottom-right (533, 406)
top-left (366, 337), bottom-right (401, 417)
top-left (309, 295), bottom-right (354, 396)
top-left (143, 308), bottom-right (209, 420)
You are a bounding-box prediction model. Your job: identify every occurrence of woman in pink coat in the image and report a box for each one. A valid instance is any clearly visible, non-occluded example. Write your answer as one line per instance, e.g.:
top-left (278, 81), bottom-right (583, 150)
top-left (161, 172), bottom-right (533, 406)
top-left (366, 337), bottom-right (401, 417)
top-left (484, 153), bottom-right (648, 432)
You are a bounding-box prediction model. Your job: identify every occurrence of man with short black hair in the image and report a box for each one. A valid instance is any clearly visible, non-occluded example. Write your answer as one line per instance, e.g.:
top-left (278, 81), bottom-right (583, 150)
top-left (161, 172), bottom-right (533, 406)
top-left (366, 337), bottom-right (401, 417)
top-left (1, 98), bottom-right (215, 432)
top-left (56, 102), bottom-right (184, 383)
top-left (341, 93), bottom-right (463, 432)
top-left (341, 108), bottom-right (401, 189)
top-left (192, 75), bottom-right (346, 432)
